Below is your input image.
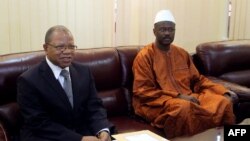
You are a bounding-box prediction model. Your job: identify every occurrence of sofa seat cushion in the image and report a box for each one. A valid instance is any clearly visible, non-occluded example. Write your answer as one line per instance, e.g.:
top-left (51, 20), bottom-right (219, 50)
top-left (98, 88), bottom-right (130, 117)
top-left (109, 116), bottom-right (164, 137)
top-left (220, 70), bottom-right (250, 88)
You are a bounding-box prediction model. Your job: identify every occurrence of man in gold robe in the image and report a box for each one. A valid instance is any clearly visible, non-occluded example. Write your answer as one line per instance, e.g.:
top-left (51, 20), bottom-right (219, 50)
top-left (132, 10), bottom-right (237, 138)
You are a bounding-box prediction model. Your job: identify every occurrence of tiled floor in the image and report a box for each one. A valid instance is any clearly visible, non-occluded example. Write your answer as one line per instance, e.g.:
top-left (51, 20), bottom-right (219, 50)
top-left (171, 118), bottom-right (250, 141)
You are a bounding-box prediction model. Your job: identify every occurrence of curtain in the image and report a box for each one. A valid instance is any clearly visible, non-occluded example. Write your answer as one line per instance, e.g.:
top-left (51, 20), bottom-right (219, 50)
top-left (0, 0), bottom-right (234, 54)
top-left (0, 0), bottom-right (114, 55)
top-left (229, 0), bottom-right (250, 39)
top-left (116, 0), bottom-right (229, 52)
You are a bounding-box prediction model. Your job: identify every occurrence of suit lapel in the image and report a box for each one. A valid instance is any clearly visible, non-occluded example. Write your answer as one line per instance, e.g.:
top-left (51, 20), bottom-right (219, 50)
top-left (39, 60), bottom-right (73, 110)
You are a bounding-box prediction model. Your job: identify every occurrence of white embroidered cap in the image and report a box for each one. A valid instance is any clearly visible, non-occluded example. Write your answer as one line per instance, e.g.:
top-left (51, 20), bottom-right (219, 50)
top-left (154, 10), bottom-right (175, 24)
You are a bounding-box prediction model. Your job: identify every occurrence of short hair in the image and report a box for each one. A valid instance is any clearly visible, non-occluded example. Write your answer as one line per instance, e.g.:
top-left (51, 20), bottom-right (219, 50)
top-left (45, 25), bottom-right (72, 43)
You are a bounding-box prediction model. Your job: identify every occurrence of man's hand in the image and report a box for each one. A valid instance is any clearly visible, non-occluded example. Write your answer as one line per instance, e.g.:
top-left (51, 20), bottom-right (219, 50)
top-left (81, 136), bottom-right (100, 141)
top-left (97, 131), bottom-right (111, 141)
top-left (224, 90), bottom-right (239, 104)
top-left (81, 131), bottom-right (111, 141)
top-left (177, 94), bottom-right (200, 105)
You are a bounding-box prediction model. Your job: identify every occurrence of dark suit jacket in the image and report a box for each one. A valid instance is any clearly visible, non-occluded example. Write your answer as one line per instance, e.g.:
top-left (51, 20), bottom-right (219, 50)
top-left (17, 60), bottom-right (114, 141)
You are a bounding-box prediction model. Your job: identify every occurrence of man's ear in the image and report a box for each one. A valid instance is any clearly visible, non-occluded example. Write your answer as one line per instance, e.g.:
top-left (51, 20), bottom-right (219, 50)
top-left (43, 44), bottom-right (48, 51)
top-left (153, 28), bottom-right (156, 36)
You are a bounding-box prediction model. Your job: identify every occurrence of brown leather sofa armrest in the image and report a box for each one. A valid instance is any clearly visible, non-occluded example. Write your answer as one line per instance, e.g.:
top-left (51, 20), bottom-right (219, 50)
top-left (0, 102), bottom-right (22, 136)
top-left (207, 76), bottom-right (250, 101)
top-left (0, 122), bottom-right (8, 141)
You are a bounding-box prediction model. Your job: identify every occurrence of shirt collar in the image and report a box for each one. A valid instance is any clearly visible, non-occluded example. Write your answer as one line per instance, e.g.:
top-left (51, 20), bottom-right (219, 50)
top-left (46, 56), bottom-right (69, 79)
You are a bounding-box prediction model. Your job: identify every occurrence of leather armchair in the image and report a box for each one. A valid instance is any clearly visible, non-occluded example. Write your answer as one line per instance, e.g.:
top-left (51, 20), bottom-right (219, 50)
top-left (195, 40), bottom-right (250, 123)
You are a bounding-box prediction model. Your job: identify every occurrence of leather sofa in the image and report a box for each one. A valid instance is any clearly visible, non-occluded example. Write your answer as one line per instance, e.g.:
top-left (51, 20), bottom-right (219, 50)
top-left (1, 40), bottom-right (250, 141)
top-left (195, 40), bottom-right (250, 123)
top-left (0, 46), bottom-right (164, 141)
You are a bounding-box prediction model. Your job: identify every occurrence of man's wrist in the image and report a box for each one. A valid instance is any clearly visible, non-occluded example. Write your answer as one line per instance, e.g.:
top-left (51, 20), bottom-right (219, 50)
top-left (96, 130), bottom-right (110, 138)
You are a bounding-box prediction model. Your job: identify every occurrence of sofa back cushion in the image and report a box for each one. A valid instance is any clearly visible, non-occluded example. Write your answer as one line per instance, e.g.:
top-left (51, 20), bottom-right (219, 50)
top-left (74, 47), bottom-right (126, 116)
top-left (0, 51), bottom-right (45, 105)
top-left (196, 40), bottom-right (250, 87)
top-left (75, 48), bottom-right (122, 90)
top-left (116, 46), bottom-right (142, 114)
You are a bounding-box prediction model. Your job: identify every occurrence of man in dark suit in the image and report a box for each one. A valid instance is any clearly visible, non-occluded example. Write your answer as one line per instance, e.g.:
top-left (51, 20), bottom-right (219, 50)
top-left (17, 25), bottom-right (114, 141)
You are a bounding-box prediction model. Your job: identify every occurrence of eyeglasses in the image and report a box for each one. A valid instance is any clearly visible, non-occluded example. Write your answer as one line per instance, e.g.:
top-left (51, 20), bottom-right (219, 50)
top-left (46, 43), bottom-right (77, 51)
